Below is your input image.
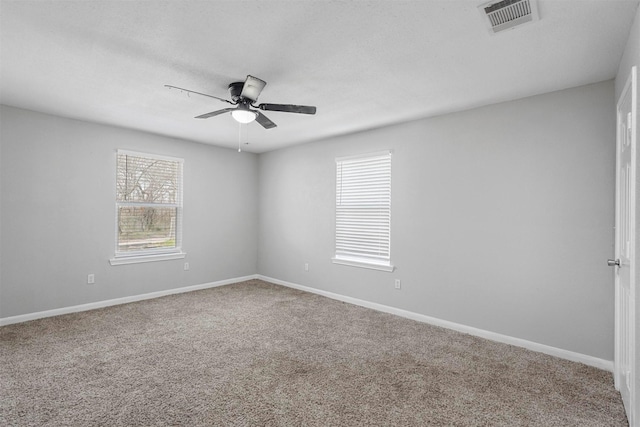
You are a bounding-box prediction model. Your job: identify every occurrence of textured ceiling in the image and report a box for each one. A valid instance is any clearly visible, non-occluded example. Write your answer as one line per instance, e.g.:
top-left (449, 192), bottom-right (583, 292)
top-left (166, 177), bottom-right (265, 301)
top-left (1, 0), bottom-right (638, 153)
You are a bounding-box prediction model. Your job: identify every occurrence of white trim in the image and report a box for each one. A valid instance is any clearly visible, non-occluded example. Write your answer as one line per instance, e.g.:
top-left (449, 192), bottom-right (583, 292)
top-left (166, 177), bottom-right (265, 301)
top-left (257, 275), bottom-right (613, 372)
top-left (114, 150), bottom-right (184, 260)
top-left (614, 65), bottom-right (637, 426)
top-left (116, 202), bottom-right (180, 208)
top-left (331, 256), bottom-right (395, 272)
top-left (117, 149), bottom-right (184, 164)
top-left (335, 149), bottom-right (393, 163)
top-left (109, 251), bottom-right (186, 265)
top-left (1, 273), bottom-right (613, 373)
top-left (0, 274), bottom-right (258, 326)
top-left (335, 150), bottom-right (393, 268)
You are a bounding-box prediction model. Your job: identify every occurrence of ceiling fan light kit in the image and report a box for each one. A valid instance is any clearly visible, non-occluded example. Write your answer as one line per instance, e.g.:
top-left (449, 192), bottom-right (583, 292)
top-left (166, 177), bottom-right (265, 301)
top-left (231, 109), bottom-right (257, 124)
top-left (165, 75), bottom-right (316, 130)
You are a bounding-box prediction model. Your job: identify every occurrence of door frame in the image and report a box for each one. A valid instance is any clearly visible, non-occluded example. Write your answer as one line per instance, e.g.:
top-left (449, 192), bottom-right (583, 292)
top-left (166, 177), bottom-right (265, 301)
top-left (615, 65), bottom-right (637, 426)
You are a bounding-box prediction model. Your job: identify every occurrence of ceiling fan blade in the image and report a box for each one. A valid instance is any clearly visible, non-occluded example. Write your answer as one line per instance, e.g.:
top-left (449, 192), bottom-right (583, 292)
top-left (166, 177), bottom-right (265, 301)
top-left (240, 75), bottom-right (267, 102)
top-left (165, 85), bottom-right (234, 105)
top-left (195, 108), bottom-right (235, 119)
top-left (258, 103), bottom-right (316, 115)
top-left (255, 111), bottom-right (277, 129)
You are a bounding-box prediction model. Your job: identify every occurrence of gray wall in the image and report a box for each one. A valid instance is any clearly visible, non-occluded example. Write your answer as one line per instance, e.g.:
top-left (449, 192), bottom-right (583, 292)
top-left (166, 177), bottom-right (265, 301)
top-left (258, 81), bottom-right (616, 360)
top-left (0, 105), bottom-right (258, 318)
top-left (0, 80), bottom-right (620, 361)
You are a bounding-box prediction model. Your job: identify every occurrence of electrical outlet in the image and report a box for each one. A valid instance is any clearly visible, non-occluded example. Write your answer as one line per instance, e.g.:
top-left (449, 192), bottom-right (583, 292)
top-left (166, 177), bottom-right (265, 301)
top-left (394, 279), bottom-right (401, 290)
top-left (304, 263), bottom-right (309, 271)
top-left (87, 274), bottom-right (95, 284)
top-left (184, 262), bottom-right (189, 271)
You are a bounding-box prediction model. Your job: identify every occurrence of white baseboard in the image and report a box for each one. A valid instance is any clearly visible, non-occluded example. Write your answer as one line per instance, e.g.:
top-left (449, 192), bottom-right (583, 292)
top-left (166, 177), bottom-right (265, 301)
top-left (257, 275), bottom-right (614, 372)
top-left (0, 274), bottom-right (259, 326)
top-left (1, 273), bottom-right (614, 373)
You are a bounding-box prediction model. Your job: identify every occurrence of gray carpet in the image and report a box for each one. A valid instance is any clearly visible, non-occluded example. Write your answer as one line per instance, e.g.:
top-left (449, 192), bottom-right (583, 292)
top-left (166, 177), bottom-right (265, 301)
top-left (0, 279), bottom-right (628, 426)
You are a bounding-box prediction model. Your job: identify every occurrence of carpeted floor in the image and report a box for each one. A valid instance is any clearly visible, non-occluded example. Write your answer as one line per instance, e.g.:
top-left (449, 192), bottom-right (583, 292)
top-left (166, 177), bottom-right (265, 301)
top-left (0, 279), bottom-right (628, 426)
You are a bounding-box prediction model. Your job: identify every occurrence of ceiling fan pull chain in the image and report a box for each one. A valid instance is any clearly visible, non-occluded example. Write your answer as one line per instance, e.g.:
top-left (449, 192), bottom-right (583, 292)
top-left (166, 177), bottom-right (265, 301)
top-left (238, 122), bottom-right (242, 152)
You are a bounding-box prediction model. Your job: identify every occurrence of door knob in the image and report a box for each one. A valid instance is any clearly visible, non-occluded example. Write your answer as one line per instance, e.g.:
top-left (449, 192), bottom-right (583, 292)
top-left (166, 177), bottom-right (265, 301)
top-left (607, 259), bottom-right (621, 267)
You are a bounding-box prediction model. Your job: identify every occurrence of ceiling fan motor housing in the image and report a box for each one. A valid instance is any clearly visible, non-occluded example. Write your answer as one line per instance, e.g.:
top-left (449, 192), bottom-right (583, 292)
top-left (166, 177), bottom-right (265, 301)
top-left (228, 82), bottom-right (245, 102)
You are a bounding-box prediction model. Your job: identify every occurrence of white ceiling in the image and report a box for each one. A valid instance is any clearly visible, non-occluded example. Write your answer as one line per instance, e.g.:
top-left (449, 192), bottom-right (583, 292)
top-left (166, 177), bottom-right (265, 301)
top-left (1, 1), bottom-right (638, 153)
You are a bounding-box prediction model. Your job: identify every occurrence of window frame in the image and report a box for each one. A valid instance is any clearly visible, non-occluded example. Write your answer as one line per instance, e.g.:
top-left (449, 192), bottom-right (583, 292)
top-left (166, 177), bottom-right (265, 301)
top-left (109, 149), bottom-right (186, 266)
top-left (332, 150), bottom-right (394, 272)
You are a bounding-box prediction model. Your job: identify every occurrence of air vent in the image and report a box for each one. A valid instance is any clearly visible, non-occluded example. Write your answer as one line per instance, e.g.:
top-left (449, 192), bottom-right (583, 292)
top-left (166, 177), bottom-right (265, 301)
top-left (479, 0), bottom-right (539, 34)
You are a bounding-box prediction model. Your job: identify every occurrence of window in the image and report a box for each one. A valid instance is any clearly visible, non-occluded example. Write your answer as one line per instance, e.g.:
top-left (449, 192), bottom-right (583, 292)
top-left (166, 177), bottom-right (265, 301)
top-left (332, 151), bottom-right (394, 272)
top-left (110, 150), bottom-right (185, 265)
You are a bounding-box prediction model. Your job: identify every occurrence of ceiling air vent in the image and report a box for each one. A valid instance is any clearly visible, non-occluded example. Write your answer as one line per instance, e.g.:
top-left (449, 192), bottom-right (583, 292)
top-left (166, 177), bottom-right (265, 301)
top-left (478, 0), bottom-right (539, 34)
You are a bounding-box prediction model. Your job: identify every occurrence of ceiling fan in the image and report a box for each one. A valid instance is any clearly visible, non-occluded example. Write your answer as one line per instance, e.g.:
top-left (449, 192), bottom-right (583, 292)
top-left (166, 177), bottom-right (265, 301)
top-left (165, 75), bottom-right (316, 129)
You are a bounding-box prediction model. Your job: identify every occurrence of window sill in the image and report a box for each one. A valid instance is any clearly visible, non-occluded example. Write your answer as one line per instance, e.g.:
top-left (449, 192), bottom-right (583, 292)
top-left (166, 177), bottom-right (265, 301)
top-left (109, 252), bottom-right (186, 266)
top-left (332, 256), bottom-right (395, 272)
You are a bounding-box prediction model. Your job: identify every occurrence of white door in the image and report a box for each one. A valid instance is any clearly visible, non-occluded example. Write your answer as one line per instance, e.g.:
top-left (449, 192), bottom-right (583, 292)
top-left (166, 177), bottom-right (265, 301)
top-left (614, 65), bottom-right (636, 426)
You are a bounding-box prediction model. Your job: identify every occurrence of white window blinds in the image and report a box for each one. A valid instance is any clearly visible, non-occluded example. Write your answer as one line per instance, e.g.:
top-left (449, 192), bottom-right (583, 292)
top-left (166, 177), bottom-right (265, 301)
top-left (114, 150), bottom-right (183, 258)
top-left (334, 151), bottom-right (393, 272)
